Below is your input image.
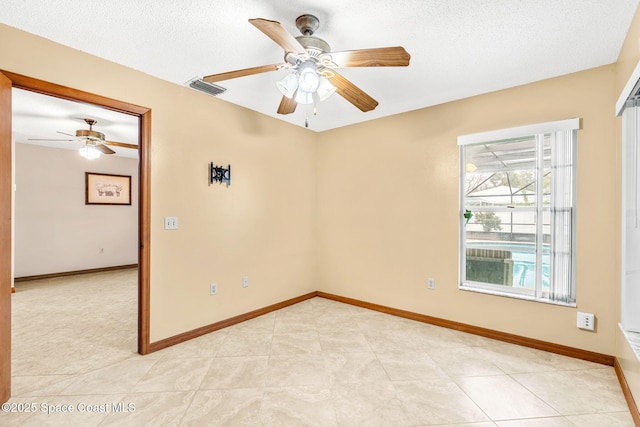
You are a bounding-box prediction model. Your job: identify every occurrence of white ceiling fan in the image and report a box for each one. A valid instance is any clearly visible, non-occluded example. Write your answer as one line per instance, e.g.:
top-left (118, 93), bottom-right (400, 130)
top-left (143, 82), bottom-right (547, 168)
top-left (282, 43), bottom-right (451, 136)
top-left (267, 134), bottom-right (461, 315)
top-left (29, 118), bottom-right (138, 159)
top-left (202, 14), bottom-right (411, 119)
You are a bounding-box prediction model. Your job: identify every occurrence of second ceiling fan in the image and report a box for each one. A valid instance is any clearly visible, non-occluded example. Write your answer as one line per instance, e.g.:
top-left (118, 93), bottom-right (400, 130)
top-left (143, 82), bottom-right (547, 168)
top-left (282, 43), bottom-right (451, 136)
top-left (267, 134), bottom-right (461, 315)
top-left (203, 14), bottom-right (411, 115)
top-left (29, 118), bottom-right (138, 159)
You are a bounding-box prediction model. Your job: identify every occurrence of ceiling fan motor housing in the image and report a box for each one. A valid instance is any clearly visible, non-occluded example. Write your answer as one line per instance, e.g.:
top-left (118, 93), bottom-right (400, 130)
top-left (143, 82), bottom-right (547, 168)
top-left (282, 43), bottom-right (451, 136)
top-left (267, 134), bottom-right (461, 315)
top-left (76, 129), bottom-right (105, 142)
top-left (77, 118), bottom-right (105, 142)
top-left (295, 36), bottom-right (330, 56)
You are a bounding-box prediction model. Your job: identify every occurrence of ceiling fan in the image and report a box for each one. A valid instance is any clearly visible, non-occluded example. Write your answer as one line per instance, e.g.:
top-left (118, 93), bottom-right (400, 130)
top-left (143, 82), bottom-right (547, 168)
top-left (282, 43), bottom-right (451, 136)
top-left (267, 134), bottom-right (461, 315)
top-left (203, 14), bottom-right (411, 116)
top-left (29, 118), bottom-right (137, 159)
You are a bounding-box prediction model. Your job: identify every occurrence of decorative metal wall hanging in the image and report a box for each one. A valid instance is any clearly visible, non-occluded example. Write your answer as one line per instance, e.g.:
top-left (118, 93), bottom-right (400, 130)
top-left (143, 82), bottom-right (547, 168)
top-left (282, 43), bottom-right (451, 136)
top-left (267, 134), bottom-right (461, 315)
top-left (209, 163), bottom-right (231, 187)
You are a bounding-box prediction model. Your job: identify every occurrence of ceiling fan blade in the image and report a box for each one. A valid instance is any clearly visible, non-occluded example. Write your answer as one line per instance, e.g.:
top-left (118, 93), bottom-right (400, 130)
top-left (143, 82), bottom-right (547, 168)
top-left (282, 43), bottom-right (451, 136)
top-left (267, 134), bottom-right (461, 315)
top-left (277, 94), bottom-right (298, 115)
top-left (203, 63), bottom-right (281, 83)
top-left (328, 46), bottom-right (411, 67)
top-left (105, 141), bottom-right (138, 150)
top-left (249, 18), bottom-right (306, 54)
top-left (56, 131), bottom-right (76, 137)
top-left (94, 144), bottom-right (116, 155)
top-left (28, 138), bottom-right (76, 141)
top-left (328, 71), bottom-right (379, 112)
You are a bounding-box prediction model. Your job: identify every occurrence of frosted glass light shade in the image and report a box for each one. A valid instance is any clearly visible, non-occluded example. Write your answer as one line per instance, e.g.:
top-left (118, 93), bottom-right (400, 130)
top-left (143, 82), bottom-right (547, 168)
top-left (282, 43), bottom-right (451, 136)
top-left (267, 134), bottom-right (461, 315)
top-left (316, 77), bottom-right (336, 101)
top-left (276, 73), bottom-right (299, 98)
top-left (79, 146), bottom-right (101, 160)
top-left (298, 67), bottom-right (320, 93)
top-left (294, 90), bottom-right (314, 105)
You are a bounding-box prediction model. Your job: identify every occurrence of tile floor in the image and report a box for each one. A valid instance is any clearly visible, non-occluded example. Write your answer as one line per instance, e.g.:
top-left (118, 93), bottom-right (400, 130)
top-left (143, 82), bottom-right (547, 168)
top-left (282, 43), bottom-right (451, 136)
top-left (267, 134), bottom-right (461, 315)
top-left (1, 269), bottom-right (635, 426)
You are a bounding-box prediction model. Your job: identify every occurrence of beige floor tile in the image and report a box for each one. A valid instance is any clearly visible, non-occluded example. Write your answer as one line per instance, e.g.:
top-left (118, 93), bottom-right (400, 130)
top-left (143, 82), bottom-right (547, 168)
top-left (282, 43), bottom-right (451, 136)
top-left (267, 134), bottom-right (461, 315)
top-left (512, 368), bottom-right (630, 415)
top-left (0, 394), bottom-right (126, 427)
top-left (10, 375), bottom-right (75, 397)
top-left (427, 346), bottom-right (505, 378)
top-left (455, 375), bottom-right (559, 420)
top-left (7, 273), bottom-right (635, 425)
top-left (274, 312), bottom-right (318, 334)
top-left (314, 313), bottom-right (362, 333)
top-left (565, 411), bottom-right (637, 426)
top-left (266, 354), bottom-right (330, 387)
top-left (261, 386), bottom-right (338, 427)
top-left (271, 331), bottom-right (322, 355)
top-left (376, 350), bottom-right (447, 381)
top-left (394, 379), bottom-right (490, 425)
top-left (496, 417), bottom-right (574, 426)
top-left (180, 388), bottom-right (264, 426)
top-left (99, 391), bottom-right (195, 426)
top-left (199, 356), bottom-right (269, 389)
top-left (56, 358), bottom-right (158, 395)
top-left (318, 329), bottom-right (371, 353)
top-left (310, 298), bottom-right (360, 317)
top-left (132, 358), bottom-right (211, 392)
top-left (331, 382), bottom-right (413, 426)
top-left (473, 343), bottom-right (600, 374)
top-left (436, 423), bottom-right (498, 427)
top-left (323, 352), bottom-right (389, 384)
top-left (215, 332), bottom-right (272, 357)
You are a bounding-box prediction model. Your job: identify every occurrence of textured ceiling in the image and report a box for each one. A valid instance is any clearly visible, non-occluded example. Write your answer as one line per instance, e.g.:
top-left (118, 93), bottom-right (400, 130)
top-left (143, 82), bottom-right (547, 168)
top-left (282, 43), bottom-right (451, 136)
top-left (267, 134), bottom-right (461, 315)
top-left (2, 0), bottom-right (639, 136)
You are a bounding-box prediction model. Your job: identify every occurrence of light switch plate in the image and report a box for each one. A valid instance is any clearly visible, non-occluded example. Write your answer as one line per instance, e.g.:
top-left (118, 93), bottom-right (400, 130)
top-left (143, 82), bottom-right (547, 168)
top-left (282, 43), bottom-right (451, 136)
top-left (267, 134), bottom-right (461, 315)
top-left (164, 216), bottom-right (178, 230)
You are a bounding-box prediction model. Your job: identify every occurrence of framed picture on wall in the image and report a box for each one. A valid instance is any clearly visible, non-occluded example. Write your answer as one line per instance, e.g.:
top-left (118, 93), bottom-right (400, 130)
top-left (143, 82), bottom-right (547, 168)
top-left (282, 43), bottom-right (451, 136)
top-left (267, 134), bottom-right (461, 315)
top-left (85, 172), bottom-right (132, 205)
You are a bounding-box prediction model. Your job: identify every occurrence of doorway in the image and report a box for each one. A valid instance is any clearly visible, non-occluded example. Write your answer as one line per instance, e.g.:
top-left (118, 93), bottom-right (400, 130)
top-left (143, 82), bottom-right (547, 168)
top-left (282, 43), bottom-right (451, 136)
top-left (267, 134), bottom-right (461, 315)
top-left (0, 70), bottom-right (151, 404)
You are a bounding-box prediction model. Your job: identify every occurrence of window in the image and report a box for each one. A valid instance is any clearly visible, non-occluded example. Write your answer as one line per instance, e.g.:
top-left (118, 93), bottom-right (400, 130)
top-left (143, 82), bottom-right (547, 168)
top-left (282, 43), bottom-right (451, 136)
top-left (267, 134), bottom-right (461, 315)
top-left (458, 119), bottom-right (579, 306)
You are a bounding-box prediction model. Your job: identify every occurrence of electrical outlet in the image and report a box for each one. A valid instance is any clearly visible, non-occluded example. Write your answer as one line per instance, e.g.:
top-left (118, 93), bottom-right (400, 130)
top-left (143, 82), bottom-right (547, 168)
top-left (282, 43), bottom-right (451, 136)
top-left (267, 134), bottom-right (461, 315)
top-left (242, 276), bottom-right (249, 288)
top-left (427, 278), bottom-right (435, 290)
top-left (577, 311), bottom-right (595, 331)
top-left (210, 283), bottom-right (217, 296)
top-left (164, 216), bottom-right (178, 230)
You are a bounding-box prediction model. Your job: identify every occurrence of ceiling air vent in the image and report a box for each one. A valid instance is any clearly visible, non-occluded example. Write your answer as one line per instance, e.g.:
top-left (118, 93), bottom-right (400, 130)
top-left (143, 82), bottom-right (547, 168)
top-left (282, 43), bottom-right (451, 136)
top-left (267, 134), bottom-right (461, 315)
top-left (187, 78), bottom-right (227, 97)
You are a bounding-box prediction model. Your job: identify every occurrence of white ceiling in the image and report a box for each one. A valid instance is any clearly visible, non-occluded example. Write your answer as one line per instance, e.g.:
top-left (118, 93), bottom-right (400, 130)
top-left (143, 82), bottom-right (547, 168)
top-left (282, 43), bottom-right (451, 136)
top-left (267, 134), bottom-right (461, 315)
top-left (2, 0), bottom-right (639, 138)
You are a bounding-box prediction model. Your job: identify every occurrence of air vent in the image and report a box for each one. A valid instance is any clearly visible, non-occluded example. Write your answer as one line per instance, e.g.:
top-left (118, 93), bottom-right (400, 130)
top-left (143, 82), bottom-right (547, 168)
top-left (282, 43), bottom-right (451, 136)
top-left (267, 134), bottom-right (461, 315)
top-left (188, 79), bottom-right (227, 97)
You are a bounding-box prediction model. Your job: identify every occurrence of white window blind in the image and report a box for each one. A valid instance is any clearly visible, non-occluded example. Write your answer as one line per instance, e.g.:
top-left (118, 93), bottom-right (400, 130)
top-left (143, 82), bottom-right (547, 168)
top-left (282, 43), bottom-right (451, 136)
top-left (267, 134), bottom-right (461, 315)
top-left (622, 100), bottom-right (640, 332)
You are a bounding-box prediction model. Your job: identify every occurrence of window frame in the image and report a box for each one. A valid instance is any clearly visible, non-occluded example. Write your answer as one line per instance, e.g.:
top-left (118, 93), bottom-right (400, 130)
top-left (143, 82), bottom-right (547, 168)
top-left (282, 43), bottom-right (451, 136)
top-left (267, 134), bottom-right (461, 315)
top-left (458, 118), bottom-right (579, 306)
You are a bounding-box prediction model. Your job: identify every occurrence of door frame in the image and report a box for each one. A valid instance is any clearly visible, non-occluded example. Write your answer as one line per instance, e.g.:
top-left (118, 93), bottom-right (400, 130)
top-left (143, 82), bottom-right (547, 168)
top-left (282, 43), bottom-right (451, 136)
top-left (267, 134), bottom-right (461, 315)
top-left (0, 70), bottom-right (152, 404)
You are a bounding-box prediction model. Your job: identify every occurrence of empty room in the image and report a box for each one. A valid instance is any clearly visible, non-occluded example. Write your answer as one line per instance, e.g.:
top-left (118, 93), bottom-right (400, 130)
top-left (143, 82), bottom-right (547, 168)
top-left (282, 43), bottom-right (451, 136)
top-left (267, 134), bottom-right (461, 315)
top-left (1, 1), bottom-right (639, 425)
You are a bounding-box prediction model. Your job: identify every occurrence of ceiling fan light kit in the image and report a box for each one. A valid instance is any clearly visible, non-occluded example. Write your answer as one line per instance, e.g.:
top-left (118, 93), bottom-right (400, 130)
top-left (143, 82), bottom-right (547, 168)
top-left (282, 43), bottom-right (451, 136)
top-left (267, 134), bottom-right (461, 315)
top-left (201, 14), bottom-right (410, 126)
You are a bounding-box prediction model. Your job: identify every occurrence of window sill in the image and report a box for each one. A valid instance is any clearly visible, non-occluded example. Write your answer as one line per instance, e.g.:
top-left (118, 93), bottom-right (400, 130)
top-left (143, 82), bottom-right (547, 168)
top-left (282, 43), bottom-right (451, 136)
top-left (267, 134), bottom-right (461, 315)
top-left (459, 283), bottom-right (577, 308)
top-left (620, 323), bottom-right (640, 362)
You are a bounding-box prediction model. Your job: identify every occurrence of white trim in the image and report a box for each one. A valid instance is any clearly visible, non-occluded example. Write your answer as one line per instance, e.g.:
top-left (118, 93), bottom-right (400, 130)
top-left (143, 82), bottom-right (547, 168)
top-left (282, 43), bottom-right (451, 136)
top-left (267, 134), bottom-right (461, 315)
top-left (457, 118), bottom-right (580, 146)
top-left (616, 59), bottom-right (640, 116)
top-left (619, 323), bottom-right (640, 362)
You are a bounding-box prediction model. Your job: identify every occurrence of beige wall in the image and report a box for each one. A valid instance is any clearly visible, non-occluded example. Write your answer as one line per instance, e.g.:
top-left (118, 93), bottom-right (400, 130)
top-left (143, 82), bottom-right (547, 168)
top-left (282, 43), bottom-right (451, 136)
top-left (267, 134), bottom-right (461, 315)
top-left (14, 143), bottom-right (138, 277)
top-left (0, 24), bottom-right (318, 341)
top-left (615, 3), bottom-right (640, 407)
top-left (317, 64), bottom-right (618, 355)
